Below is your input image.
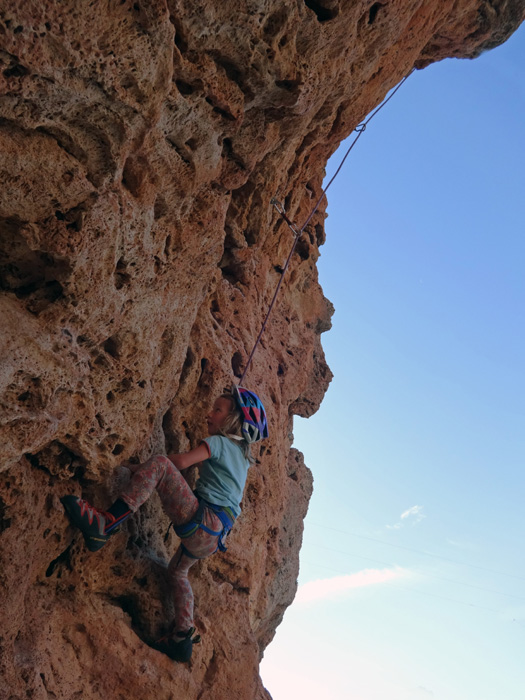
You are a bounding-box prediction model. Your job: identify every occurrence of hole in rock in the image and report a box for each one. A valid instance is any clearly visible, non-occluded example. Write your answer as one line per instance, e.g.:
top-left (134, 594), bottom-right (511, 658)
top-left (173, 24), bottom-right (188, 54)
top-left (219, 262), bottom-right (240, 285)
top-left (244, 228), bottom-right (258, 246)
top-left (113, 595), bottom-right (139, 622)
top-left (369, 2), bottom-right (383, 24)
top-left (114, 257), bottom-right (131, 289)
top-left (46, 542), bottom-right (74, 578)
top-left (154, 195), bottom-right (168, 220)
top-left (175, 79), bottom-right (194, 95)
top-left (198, 358), bottom-right (211, 388)
top-left (181, 419), bottom-right (191, 441)
top-left (179, 347), bottom-right (195, 385)
top-left (93, 353), bottom-right (109, 368)
top-left (120, 377), bottom-right (133, 392)
top-left (213, 55), bottom-right (242, 84)
top-left (103, 336), bottom-right (120, 359)
top-left (275, 79), bottom-right (300, 92)
top-left (295, 236), bottom-right (311, 261)
top-left (163, 234), bottom-right (172, 255)
top-left (304, 0), bottom-right (338, 22)
top-left (0, 221), bottom-right (69, 312)
top-left (0, 497), bottom-right (12, 533)
top-left (16, 280), bottom-right (65, 313)
top-left (29, 442), bottom-right (86, 480)
top-left (206, 98), bottom-right (236, 121)
top-left (122, 156), bottom-right (147, 198)
top-left (231, 351), bottom-right (244, 378)
top-left (263, 9), bottom-right (288, 38)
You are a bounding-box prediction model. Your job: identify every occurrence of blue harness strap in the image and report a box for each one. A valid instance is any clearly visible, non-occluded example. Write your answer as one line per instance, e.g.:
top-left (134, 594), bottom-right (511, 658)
top-left (174, 496), bottom-right (235, 559)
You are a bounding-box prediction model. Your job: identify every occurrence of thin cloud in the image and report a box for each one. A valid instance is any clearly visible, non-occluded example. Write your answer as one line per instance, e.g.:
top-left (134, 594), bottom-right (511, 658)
top-left (295, 567), bottom-right (410, 605)
top-left (401, 505), bottom-right (425, 521)
top-left (387, 505), bottom-right (425, 530)
top-left (446, 538), bottom-right (479, 552)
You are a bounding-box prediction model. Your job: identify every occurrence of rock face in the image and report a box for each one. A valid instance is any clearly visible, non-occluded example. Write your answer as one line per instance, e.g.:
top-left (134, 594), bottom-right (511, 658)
top-left (0, 1), bottom-right (522, 698)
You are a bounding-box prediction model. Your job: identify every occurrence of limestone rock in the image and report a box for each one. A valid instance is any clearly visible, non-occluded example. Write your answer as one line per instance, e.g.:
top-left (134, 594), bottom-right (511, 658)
top-left (0, 1), bottom-right (523, 698)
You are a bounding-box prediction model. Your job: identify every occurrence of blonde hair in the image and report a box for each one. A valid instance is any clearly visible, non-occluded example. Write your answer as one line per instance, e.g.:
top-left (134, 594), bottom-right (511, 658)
top-left (217, 393), bottom-right (254, 463)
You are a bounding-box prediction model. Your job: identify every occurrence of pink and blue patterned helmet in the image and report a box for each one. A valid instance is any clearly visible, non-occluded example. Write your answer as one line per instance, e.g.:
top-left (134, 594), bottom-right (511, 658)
top-left (234, 386), bottom-right (269, 443)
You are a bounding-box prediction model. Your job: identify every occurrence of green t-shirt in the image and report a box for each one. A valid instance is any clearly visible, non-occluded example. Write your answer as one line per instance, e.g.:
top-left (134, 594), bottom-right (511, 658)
top-left (195, 435), bottom-right (250, 518)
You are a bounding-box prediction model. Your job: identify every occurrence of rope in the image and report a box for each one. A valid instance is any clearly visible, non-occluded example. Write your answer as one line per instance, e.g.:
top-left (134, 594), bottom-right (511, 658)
top-left (238, 69), bottom-right (414, 386)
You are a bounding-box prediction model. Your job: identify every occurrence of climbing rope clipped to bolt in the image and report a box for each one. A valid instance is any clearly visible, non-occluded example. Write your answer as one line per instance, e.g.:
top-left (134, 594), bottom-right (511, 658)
top-left (238, 68), bottom-right (415, 386)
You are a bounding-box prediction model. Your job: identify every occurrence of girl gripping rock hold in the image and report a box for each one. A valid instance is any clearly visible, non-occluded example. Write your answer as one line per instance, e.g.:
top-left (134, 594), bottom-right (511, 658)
top-left (61, 387), bottom-right (268, 663)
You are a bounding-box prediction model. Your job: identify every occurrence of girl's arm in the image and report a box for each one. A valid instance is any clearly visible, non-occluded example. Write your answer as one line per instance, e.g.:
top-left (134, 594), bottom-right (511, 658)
top-left (167, 442), bottom-right (210, 471)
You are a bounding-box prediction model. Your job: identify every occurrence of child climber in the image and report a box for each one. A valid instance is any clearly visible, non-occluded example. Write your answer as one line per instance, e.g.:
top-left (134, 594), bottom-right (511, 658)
top-left (61, 386), bottom-right (268, 663)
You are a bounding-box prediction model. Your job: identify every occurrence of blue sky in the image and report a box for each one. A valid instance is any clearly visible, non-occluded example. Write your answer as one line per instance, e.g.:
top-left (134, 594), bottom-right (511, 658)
top-left (261, 24), bottom-right (525, 700)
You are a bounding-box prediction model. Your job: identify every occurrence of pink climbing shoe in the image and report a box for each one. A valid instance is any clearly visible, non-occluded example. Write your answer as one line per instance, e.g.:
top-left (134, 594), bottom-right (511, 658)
top-left (61, 495), bottom-right (116, 552)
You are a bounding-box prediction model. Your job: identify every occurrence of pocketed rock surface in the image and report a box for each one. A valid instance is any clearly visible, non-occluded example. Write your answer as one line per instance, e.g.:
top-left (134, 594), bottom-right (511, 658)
top-left (0, 2), bottom-right (522, 698)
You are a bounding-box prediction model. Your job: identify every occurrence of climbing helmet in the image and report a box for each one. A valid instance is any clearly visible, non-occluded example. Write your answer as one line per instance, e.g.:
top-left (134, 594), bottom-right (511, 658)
top-left (234, 386), bottom-right (269, 443)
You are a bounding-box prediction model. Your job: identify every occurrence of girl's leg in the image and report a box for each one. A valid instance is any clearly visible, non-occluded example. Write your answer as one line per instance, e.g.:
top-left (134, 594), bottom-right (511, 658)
top-left (62, 455), bottom-right (199, 553)
top-left (167, 508), bottom-right (223, 632)
top-left (120, 455), bottom-right (198, 525)
top-left (167, 547), bottom-right (198, 633)
top-left (121, 458), bottom-right (225, 636)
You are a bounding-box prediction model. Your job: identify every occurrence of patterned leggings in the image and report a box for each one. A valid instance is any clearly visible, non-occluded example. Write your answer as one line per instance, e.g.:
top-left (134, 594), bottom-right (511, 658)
top-left (119, 455), bottom-right (222, 633)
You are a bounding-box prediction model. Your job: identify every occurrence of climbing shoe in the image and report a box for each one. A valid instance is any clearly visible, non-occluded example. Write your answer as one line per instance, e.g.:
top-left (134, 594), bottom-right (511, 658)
top-left (61, 495), bottom-right (116, 552)
top-left (154, 627), bottom-right (201, 663)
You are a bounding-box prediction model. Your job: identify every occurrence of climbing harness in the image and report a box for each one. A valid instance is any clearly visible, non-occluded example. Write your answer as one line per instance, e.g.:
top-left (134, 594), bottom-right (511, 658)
top-left (238, 69), bottom-right (414, 385)
top-left (170, 496), bottom-right (236, 558)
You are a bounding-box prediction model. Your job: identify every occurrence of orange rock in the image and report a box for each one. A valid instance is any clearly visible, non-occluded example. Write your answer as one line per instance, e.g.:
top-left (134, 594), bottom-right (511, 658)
top-left (0, 1), bottom-right (522, 697)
